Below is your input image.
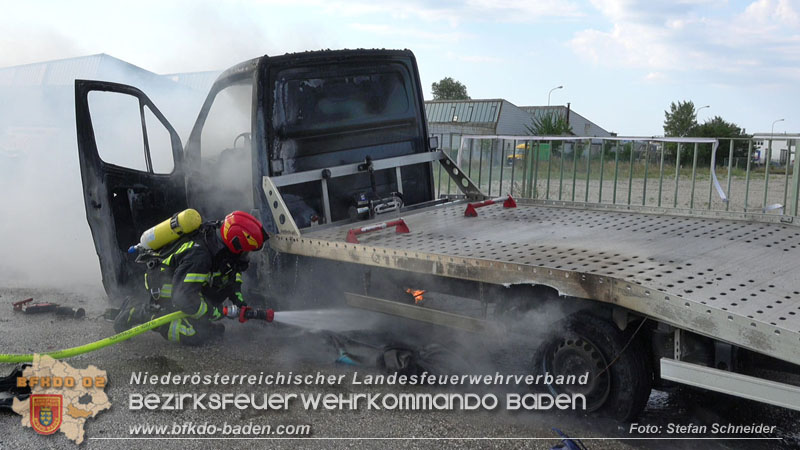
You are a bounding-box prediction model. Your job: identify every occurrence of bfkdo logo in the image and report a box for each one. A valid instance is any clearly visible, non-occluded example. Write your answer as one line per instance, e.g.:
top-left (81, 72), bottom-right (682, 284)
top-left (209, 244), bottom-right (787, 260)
top-left (12, 355), bottom-right (111, 444)
top-left (30, 394), bottom-right (63, 435)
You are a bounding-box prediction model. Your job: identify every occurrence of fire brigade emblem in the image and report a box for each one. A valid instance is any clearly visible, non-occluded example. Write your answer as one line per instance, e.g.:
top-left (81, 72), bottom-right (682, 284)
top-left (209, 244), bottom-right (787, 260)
top-left (30, 395), bottom-right (62, 435)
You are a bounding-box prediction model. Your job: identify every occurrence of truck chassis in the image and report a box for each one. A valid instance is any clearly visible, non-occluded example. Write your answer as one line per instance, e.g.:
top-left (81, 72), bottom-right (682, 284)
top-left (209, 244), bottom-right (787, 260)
top-left (263, 146), bottom-right (800, 414)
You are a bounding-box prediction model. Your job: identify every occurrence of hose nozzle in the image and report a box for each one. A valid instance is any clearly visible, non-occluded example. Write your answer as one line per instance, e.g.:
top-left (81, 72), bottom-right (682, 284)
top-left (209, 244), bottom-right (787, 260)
top-left (222, 305), bottom-right (274, 323)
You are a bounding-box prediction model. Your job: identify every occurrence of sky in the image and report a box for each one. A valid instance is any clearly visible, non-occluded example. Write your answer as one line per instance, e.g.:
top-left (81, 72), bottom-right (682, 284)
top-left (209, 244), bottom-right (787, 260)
top-left (1, 0), bottom-right (799, 135)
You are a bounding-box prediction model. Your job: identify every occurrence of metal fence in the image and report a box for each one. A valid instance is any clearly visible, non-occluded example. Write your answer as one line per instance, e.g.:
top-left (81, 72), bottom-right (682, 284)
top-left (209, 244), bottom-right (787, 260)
top-left (431, 135), bottom-right (800, 217)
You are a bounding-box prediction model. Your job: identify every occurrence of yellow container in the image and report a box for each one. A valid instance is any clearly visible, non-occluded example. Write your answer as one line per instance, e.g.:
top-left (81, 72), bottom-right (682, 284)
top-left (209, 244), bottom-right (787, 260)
top-left (130, 209), bottom-right (202, 252)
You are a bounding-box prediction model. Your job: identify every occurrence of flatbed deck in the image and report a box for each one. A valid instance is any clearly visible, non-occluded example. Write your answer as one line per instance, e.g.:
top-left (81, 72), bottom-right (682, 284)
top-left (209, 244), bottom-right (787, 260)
top-left (270, 199), bottom-right (800, 366)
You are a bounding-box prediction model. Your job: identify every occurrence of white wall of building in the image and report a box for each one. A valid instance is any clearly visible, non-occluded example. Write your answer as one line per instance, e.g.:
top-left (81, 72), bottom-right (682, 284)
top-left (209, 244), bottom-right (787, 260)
top-left (752, 134), bottom-right (798, 165)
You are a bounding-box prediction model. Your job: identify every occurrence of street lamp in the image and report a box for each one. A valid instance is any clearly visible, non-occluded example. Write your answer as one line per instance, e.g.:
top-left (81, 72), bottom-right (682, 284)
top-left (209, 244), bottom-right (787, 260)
top-left (765, 118), bottom-right (785, 168)
top-left (697, 105), bottom-right (710, 120)
top-left (548, 85), bottom-right (563, 106)
top-left (772, 118), bottom-right (785, 136)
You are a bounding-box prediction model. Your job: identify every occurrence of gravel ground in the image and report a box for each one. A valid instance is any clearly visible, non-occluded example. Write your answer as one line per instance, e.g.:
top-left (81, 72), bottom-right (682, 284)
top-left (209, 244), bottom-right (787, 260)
top-left (0, 286), bottom-right (797, 450)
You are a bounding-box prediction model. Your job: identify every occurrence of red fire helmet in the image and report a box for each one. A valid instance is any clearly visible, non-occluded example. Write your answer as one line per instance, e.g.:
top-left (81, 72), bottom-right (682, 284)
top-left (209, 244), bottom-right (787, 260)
top-left (220, 211), bottom-right (268, 254)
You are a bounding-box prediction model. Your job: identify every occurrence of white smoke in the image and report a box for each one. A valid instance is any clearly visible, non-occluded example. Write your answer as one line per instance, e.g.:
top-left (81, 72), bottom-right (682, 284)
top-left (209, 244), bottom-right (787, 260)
top-left (0, 60), bottom-right (208, 291)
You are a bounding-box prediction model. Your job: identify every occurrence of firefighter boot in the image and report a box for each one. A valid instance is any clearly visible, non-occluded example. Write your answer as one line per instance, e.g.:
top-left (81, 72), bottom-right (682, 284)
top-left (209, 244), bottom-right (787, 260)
top-left (157, 318), bottom-right (225, 346)
top-left (113, 296), bottom-right (155, 333)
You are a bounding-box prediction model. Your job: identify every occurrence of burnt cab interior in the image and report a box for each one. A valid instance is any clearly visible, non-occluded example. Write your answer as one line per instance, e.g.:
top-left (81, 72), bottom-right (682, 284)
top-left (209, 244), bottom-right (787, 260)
top-left (185, 50), bottom-right (435, 230)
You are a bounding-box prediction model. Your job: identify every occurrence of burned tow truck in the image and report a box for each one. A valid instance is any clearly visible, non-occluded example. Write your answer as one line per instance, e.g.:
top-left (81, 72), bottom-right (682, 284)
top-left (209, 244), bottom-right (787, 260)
top-left (76, 49), bottom-right (800, 422)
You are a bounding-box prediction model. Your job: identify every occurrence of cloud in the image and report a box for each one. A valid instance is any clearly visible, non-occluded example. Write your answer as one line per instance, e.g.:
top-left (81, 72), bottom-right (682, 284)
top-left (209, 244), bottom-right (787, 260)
top-left (457, 0), bottom-right (585, 22)
top-left (1, 0), bottom-right (583, 74)
top-left (569, 0), bottom-right (800, 84)
top-left (443, 51), bottom-right (505, 64)
top-left (349, 23), bottom-right (470, 43)
top-left (742, 0), bottom-right (800, 26)
top-left (570, 24), bottom-right (681, 70)
top-left (457, 54), bottom-right (505, 63)
top-left (644, 71), bottom-right (668, 82)
top-left (265, 0), bottom-right (583, 26)
top-left (587, 0), bottom-right (725, 23)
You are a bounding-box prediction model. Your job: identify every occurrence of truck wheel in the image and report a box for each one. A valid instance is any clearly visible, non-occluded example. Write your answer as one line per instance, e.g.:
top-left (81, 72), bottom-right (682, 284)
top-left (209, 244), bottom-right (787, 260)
top-left (532, 312), bottom-right (652, 422)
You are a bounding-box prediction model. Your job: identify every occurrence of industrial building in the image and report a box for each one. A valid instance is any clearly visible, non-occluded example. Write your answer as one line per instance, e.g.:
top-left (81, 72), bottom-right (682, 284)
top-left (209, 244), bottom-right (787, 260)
top-left (424, 99), bottom-right (611, 153)
top-left (752, 133), bottom-right (798, 166)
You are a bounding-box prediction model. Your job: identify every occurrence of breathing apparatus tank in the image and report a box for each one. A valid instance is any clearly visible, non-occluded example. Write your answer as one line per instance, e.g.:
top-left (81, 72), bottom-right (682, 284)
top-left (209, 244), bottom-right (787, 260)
top-left (128, 209), bottom-right (202, 253)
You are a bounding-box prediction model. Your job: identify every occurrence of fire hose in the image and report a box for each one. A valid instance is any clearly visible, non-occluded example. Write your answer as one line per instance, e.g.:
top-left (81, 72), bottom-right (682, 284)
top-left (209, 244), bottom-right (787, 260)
top-left (0, 307), bottom-right (274, 364)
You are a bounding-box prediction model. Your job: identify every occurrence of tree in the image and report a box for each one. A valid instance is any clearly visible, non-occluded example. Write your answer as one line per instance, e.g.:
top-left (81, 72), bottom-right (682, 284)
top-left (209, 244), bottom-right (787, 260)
top-left (693, 116), bottom-right (750, 165)
top-left (431, 77), bottom-right (470, 100)
top-left (663, 100), bottom-right (697, 137)
top-left (526, 111), bottom-right (573, 136)
top-left (694, 116), bottom-right (744, 138)
top-left (526, 111), bottom-right (573, 158)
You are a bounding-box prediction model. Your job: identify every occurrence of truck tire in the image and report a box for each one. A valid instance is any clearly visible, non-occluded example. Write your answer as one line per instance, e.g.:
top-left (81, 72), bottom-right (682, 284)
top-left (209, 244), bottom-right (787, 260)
top-left (532, 311), bottom-right (652, 422)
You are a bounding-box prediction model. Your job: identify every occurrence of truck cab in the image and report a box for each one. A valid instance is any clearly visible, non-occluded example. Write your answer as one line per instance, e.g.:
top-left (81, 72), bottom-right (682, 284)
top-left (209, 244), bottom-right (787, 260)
top-left (76, 49), bottom-right (436, 299)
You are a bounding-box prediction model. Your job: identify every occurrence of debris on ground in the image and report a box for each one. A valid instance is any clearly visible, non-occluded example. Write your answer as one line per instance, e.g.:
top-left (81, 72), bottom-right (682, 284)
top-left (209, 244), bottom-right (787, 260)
top-left (12, 298), bottom-right (85, 319)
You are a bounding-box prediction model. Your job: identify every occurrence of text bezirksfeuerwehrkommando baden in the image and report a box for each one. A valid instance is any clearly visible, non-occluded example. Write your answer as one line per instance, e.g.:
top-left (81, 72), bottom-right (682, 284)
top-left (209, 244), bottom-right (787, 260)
top-left (128, 371), bottom-right (590, 412)
top-left (130, 371), bottom-right (588, 387)
top-left (129, 392), bottom-right (586, 411)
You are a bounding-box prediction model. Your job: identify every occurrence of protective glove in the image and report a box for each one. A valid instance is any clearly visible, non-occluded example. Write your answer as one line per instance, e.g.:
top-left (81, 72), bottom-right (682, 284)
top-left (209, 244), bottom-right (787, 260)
top-left (208, 305), bottom-right (225, 322)
top-left (233, 291), bottom-right (247, 307)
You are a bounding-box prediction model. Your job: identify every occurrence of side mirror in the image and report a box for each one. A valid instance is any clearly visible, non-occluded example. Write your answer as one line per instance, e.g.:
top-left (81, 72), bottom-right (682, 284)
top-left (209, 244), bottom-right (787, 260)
top-left (429, 136), bottom-right (439, 151)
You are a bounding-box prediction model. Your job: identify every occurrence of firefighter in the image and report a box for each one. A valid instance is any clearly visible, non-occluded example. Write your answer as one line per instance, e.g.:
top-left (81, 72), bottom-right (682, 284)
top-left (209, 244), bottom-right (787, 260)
top-left (114, 211), bottom-right (268, 345)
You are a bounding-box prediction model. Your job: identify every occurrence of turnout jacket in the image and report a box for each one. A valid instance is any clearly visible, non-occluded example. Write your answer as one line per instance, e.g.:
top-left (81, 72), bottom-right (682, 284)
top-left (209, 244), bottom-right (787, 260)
top-left (145, 225), bottom-right (246, 320)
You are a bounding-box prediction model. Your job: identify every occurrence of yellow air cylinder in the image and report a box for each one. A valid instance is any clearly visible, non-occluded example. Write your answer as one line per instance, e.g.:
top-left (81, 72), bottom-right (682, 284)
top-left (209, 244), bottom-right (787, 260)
top-left (129, 209), bottom-right (202, 253)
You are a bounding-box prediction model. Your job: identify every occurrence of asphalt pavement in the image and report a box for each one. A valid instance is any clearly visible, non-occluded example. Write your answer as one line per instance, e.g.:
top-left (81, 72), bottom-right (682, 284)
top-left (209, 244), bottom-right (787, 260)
top-left (0, 286), bottom-right (797, 450)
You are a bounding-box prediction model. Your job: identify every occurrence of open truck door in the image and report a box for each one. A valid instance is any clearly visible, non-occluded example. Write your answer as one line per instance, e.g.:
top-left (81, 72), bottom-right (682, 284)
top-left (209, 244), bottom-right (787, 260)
top-left (75, 80), bottom-right (187, 302)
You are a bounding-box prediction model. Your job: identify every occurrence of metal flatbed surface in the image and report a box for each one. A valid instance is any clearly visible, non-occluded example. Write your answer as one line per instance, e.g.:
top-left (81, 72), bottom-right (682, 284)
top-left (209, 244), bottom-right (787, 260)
top-left (270, 199), bottom-right (800, 366)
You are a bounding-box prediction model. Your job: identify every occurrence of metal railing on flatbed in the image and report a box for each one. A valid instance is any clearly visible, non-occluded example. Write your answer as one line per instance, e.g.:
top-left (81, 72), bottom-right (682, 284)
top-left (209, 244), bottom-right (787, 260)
top-left (430, 135), bottom-right (799, 218)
